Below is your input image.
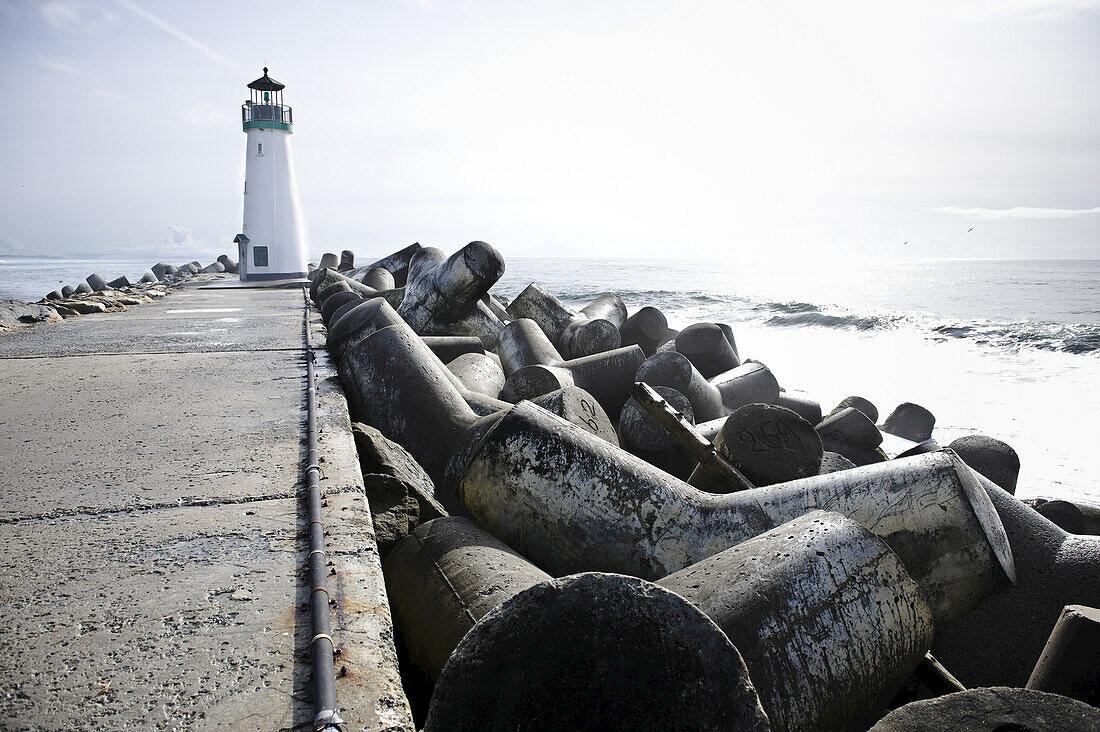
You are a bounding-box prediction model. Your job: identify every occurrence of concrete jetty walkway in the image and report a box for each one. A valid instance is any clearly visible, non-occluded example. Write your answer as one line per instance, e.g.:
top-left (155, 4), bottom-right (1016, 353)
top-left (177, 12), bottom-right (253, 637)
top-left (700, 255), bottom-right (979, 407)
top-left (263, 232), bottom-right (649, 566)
top-left (0, 281), bottom-right (412, 729)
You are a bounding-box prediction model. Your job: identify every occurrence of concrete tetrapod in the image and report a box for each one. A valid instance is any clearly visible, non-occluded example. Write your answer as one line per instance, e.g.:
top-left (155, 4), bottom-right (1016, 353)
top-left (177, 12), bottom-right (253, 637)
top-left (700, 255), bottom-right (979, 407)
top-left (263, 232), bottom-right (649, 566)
top-left (339, 318), bottom-right (494, 511)
top-left (450, 401), bottom-right (1015, 626)
top-left (931, 474), bottom-right (1100, 687)
top-left (1026, 604), bottom-right (1100, 705)
top-left (497, 318), bottom-right (645, 421)
top-left (619, 306), bottom-right (669, 356)
top-left (339, 302), bottom-right (620, 507)
top-left (383, 517), bottom-right (552, 680)
top-left (366, 242), bottom-right (422, 287)
top-left (397, 513), bottom-right (929, 732)
top-left (710, 360), bottom-right (782, 413)
top-left (345, 266), bottom-right (395, 291)
top-left (445, 352), bottom-right (505, 398)
top-left (505, 282), bottom-right (624, 359)
top-left (675, 322), bottom-right (741, 378)
top-left (395, 243), bottom-right (506, 348)
top-left (318, 252), bottom-right (339, 269)
top-left (635, 350), bottom-right (725, 422)
top-left (688, 402), bottom-right (823, 490)
top-left (658, 512), bottom-right (934, 732)
top-left (424, 573), bottom-right (770, 732)
top-left (870, 687), bottom-right (1100, 731)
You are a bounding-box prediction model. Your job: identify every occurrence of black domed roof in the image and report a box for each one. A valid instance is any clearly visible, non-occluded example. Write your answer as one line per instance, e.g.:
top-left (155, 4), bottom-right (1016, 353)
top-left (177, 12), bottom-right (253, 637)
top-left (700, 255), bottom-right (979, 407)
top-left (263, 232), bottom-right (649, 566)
top-left (247, 67), bottom-right (285, 92)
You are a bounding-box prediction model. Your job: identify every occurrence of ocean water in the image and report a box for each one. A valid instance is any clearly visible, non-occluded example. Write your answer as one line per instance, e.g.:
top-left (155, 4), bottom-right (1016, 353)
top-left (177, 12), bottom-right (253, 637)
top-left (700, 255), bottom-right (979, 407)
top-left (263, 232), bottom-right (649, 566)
top-left (2, 253), bottom-right (1097, 506)
top-left (496, 257), bottom-right (1100, 508)
top-left (0, 256), bottom-right (178, 302)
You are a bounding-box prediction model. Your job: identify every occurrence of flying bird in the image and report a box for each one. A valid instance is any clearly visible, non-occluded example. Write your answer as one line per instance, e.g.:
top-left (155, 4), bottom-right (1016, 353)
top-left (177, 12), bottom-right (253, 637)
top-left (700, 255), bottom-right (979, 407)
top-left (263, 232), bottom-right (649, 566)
top-left (968, 227), bottom-right (974, 232)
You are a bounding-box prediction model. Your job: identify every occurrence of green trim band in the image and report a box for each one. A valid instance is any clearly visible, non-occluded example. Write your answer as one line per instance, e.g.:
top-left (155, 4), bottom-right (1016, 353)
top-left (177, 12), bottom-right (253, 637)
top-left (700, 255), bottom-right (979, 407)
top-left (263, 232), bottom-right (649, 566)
top-left (243, 120), bottom-right (293, 132)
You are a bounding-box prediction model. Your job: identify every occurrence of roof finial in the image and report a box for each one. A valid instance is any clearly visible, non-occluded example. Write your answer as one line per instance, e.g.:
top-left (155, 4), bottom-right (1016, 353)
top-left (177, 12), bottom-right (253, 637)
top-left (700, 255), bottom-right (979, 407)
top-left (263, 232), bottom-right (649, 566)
top-left (263, 66), bottom-right (269, 75)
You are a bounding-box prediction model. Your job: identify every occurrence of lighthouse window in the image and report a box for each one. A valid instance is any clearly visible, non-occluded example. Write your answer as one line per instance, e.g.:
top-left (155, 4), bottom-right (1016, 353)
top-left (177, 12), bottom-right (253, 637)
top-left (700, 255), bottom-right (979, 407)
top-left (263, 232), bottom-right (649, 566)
top-left (253, 246), bottom-right (269, 267)
top-left (257, 143), bottom-right (263, 156)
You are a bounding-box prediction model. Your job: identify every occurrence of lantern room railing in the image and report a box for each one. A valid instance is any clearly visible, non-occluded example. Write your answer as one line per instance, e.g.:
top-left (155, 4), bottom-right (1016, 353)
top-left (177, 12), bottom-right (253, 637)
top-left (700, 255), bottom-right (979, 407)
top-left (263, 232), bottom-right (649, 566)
top-left (242, 103), bottom-right (293, 125)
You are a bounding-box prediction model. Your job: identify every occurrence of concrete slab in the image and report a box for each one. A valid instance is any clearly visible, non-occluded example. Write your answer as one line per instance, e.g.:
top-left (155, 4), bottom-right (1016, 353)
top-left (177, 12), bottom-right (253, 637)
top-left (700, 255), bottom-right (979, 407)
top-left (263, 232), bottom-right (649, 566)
top-left (0, 492), bottom-right (408, 730)
top-left (0, 351), bottom-right (304, 521)
top-left (0, 285), bottom-right (413, 729)
top-left (0, 289), bottom-right (306, 357)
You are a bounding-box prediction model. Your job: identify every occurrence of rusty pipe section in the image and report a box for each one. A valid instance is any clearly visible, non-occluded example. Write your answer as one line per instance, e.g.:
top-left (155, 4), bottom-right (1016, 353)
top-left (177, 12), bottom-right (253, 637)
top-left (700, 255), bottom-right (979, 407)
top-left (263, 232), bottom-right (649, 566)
top-left (451, 400), bottom-right (1015, 625)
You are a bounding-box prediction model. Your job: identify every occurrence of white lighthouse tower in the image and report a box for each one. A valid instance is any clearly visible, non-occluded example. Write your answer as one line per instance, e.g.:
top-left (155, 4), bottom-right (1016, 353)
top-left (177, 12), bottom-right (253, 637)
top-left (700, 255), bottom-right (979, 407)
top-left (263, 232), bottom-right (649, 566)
top-left (234, 68), bottom-right (308, 281)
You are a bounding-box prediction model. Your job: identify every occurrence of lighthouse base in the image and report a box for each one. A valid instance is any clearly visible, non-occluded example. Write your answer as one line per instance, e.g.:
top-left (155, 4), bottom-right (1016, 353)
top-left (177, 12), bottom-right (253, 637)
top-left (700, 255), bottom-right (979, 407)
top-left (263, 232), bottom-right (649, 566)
top-left (240, 271), bottom-right (309, 282)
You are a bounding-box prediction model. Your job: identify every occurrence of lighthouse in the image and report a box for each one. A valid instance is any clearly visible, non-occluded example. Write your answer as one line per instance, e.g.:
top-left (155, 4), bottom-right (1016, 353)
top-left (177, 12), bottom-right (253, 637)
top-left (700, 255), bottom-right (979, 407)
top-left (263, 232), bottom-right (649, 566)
top-left (234, 68), bottom-right (308, 281)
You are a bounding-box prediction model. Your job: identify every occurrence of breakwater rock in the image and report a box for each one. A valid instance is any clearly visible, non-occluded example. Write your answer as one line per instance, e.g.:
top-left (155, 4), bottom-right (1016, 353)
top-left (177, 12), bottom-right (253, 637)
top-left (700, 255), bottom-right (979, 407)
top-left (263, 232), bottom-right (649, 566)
top-left (0, 256), bottom-right (240, 333)
top-left (315, 244), bottom-right (1100, 730)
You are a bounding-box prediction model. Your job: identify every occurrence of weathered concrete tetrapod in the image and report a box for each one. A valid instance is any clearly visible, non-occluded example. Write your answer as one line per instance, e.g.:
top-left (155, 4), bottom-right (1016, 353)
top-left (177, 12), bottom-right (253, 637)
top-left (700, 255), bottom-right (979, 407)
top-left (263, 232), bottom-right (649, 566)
top-left (948, 434), bottom-right (1021, 494)
top-left (817, 405), bottom-right (886, 466)
top-left (775, 389), bottom-right (822, 424)
top-left (619, 306), bottom-right (669, 356)
top-left (505, 282), bottom-right (623, 359)
top-left (675, 322), bottom-right (741, 378)
top-left (338, 250), bottom-right (355, 271)
top-left (445, 353), bottom-right (505, 399)
top-left (320, 290), bottom-right (362, 325)
top-left (366, 242), bottom-right (422, 287)
top-left (870, 687), bottom-right (1100, 731)
top-left (108, 275), bottom-right (132, 288)
top-left (339, 318), bottom-right (488, 509)
top-left (931, 474), bottom-right (1100, 687)
top-left (530, 386), bottom-right (618, 446)
top-left (710, 360), bottom-right (781, 412)
top-left (424, 572), bottom-right (770, 732)
top-left (216, 254), bottom-right (238, 274)
top-left (1025, 604), bottom-right (1100, 705)
top-left (635, 350), bottom-right (725, 422)
top-left (60, 285), bottom-right (74, 298)
top-left (74, 282), bottom-right (92, 294)
top-left (422, 336), bottom-right (485, 365)
top-left (318, 252), bottom-right (338, 269)
top-left (383, 516), bottom-right (552, 679)
top-left (139, 271), bottom-right (158, 284)
top-left (86, 274), bottom-right (108, 292)
top-left (688, 402), bottom-right (823, 490)
top-left (451, 402), bottom-right (1015, 626)
top-left (396, 512), bottom-right (929, 732)
top-left (396, 243), bottom-right (506, 348)
top-left (882, 401), bottom-right (936, 442)
top-left (348, 266), bottom-right (396, 291)
top-left (834, 395), bottom-right (879, 423)
top-left (618, 386), bottom-right (697, 478)
top-left (1032, 499), bottom-right (1100, 535)
top-left (497, 318), bottom-right (645, 420)
top-left (339, 304), bottom-right (618, 507)
top-left (659, 512), bottom-right (934, 732)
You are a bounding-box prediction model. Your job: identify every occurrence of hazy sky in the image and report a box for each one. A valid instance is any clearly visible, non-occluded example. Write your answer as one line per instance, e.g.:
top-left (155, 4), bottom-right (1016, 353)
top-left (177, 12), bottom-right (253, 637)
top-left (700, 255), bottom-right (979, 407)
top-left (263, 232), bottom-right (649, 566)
top-left (1, 0), bottom-right (1098, 261)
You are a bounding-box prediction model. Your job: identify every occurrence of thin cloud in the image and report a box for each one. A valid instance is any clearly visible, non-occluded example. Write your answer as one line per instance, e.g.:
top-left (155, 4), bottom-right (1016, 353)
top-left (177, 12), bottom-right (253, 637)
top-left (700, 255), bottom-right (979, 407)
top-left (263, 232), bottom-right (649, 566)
top-left (89, 88), bottom-right (123, 100)
top-left (40, 1), bottom-right (119, 34)
top-left (183, 102), bottom-right (233, 128)
top-left (936, 206), bottom-right (1100, 219)
top-left (39, 58), bottom-right (84, 76)
top-left (110, 0), bottom-right (247, 75)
